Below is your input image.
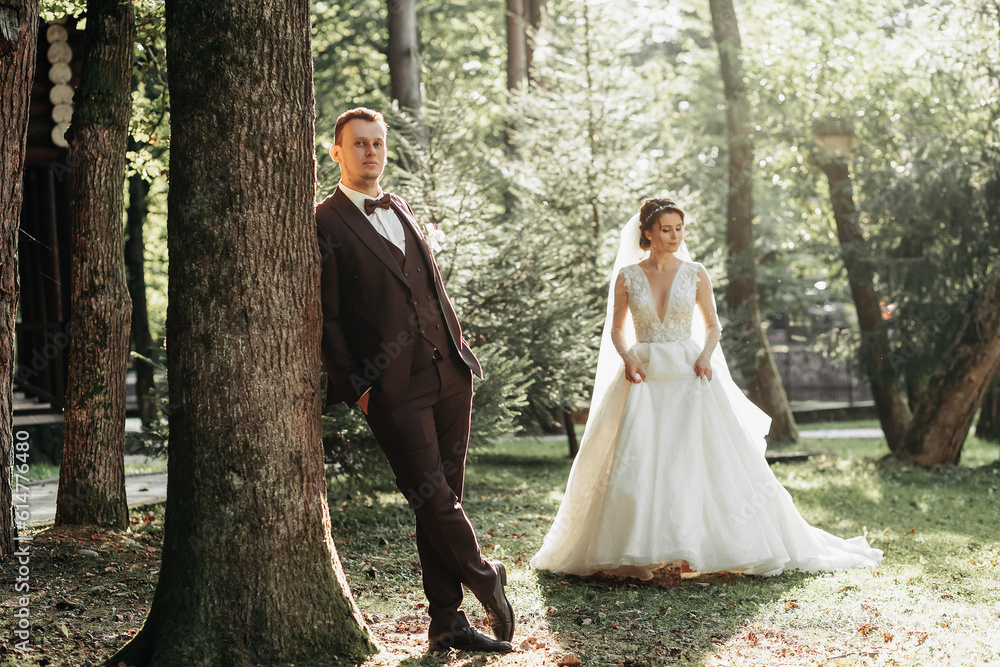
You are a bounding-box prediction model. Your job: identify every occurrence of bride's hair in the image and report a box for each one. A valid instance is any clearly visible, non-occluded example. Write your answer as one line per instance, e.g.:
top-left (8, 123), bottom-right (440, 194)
top-left (638, 198), bottom-right (686, 249)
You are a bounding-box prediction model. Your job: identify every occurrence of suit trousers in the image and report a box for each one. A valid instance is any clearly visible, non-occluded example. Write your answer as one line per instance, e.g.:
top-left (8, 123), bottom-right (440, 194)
top-left (364, 353), bottom-right (497, 640)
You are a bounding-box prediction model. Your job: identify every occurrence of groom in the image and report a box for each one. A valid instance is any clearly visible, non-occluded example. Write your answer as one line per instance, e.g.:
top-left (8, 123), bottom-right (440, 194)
top-left (316, 107), bottom-right (514, 653)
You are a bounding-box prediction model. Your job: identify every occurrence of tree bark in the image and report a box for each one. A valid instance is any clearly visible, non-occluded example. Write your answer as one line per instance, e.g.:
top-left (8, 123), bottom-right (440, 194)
top-left (56, 0), bottom-right (134, 528)
top-left (108, 0), bottom-right (377, 663)
top-left (387, 0), bottom-right (420, 113)
top-left (709, 0), bottom-right (797, 444)
top-left (562, 409), bottom-right (578, 458)
top-left (525, 0), bottom-right (546, 79)
top-left (897, 265), bottom-right (1000, 465)
top-left (386, 0), bottom-right (423, 168)
top-left (0, 0), bottom-right (39, 558)
top-left (978, 369), bottom-right (1000, 442)
top-left (506, 0), bottom-right (528, 93)
top-left (819, 156), bottom-right (912, 452)
top-left (125, 171), bottom-right (157, 427)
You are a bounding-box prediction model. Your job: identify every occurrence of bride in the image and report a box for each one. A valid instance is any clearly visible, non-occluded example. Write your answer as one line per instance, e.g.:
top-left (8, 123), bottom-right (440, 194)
top-left (530, 198), bottom-right (883, 579)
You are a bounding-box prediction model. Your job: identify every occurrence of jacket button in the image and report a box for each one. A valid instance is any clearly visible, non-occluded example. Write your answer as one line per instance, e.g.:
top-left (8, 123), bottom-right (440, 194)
top-left (417, 267), bottom-right (422, 272)
top-left (426, 295), bottom-right (432, 300)
top-left (420, 329), bottom-right (426, 334)
top-left (436, 324), bottom-right (441, 329)
top-left (404, 272), bottom-right (409, 277)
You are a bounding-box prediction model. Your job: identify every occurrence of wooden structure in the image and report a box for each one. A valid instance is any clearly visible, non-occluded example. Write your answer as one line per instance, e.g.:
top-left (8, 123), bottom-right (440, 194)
top-left (15, 16), bottom-right (83, 419)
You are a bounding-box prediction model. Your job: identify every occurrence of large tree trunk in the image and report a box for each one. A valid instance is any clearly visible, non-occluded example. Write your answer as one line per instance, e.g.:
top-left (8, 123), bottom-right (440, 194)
top-left (709, 0), bottom-right (797, 444)
top-left (977, 369), bottom-right (1000, 442)
top-left (125, 171), bottom-right (157, 427)
top-left (108, 0), bottom-right (377, 663)
top-left (897, 266), bottom-right (1000, 465)
top-left (56, 0), bottom-right (134, 528)
top-left (0, 0), bottom-right (39, 558)
top-left (819, 155), bottom-right (912, 451)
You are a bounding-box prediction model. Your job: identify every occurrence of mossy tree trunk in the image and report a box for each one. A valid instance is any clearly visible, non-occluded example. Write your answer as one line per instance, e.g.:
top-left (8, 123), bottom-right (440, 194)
top-left (0, 0), bottom-right (39, 558)
top-left (56, 0), bottom-right (134, 528)
top-left (108, 0), bottom-right (377, 663)
top-left (709, 0), bottom-right (797, 444)
top-left (897, 266), bottom-right (1000, 465)
top-left (819, 155), bottom-right (912, 452)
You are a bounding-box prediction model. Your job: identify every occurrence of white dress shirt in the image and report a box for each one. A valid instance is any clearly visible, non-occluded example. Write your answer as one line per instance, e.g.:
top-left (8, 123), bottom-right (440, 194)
top-left (338, 182), bottom-right (407, 254)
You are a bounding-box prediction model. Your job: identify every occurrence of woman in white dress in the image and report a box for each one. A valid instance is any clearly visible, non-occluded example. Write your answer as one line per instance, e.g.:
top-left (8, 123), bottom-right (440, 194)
top-left (530, 199), bottom-right (882, 579)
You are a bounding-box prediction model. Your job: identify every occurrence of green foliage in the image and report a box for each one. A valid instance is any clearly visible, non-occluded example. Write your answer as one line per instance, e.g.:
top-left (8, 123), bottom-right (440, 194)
top-left (321, 402), bottom-right (390, 488)
top-left (40, 0), bottom-right (84, 22)
top-left (96, 0), bottom-right (1000, 449)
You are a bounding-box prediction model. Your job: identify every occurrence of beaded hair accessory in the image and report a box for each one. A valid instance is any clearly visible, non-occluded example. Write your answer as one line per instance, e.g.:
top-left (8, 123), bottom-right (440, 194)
top-left (640, 200), bottom-right (680, 226)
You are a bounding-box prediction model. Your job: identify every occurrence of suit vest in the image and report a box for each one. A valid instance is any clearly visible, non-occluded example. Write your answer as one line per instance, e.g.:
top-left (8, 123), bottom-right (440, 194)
top-left (380, 221), bottom-right (453, 372)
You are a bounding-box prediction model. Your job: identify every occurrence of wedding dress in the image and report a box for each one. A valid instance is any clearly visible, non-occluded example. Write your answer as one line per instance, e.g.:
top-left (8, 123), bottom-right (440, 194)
top-left (530, 219), bottom-right (882, 579)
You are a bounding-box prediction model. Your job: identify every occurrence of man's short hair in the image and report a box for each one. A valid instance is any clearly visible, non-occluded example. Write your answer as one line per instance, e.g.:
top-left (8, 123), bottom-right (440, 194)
top-left (334, 107), bottom-right (388, 145)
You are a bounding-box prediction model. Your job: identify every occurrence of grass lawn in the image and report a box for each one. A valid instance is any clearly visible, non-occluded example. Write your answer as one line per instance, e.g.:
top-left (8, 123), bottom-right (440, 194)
top-left (334, 435), bottom-right (1000, 666)
top-left (3, 433), bottom-right (998, 666)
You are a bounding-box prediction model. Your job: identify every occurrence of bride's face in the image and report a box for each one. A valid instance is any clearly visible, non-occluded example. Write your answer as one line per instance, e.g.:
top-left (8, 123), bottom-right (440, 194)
top-left (646, 212), bottom-right (684, 254)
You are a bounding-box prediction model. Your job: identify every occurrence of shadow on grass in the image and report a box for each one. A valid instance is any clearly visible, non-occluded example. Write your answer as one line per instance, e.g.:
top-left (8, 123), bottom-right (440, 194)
top-left (535, 568), bottom-right (802, 664)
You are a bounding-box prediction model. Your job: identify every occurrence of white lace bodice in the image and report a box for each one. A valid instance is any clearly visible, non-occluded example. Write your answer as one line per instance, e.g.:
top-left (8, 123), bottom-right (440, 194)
top-left (621, 261), bottom-right (701, 343)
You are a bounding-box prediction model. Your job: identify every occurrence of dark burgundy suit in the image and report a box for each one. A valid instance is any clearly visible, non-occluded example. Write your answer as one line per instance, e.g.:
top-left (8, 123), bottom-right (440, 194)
top-left (316, 186), bottom-right (496, 641)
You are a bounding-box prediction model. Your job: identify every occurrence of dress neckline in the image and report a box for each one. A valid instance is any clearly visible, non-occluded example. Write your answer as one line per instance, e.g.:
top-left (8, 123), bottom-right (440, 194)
top-left (637, 260), bottom-right (686, 323)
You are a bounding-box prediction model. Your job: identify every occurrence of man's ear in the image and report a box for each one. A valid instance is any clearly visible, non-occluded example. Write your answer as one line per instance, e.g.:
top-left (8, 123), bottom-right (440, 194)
top-left (329, 143), bottom-right (340, 163)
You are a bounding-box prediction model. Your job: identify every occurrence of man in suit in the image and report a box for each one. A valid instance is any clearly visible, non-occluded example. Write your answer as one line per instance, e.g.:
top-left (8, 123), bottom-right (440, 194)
top-left (316, 107), bottom-right (514, 654)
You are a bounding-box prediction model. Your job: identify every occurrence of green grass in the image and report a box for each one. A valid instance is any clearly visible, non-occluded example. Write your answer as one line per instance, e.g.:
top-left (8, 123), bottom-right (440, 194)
top-left (23, 455), bottom-right (169, 482)
top-left (799, 418), bottom-right (883, 431)
top-left (330, 436), bottom-right (1000, 665)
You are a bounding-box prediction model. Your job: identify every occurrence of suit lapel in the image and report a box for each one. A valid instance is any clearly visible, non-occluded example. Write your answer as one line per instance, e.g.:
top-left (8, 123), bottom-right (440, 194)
top-left (389, 196), bottom-right (435, 268)
top-left (329, 188), bottom-right (407, 285)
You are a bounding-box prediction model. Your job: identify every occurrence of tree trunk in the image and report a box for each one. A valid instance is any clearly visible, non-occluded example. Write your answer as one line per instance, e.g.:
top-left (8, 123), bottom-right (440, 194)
top-left (108, 0), bottom-right (377, 663)
top-left (819, 156), bottom-right (912, 452)
top-left (897, 266), bottom-right (1000, 465)
top-left (562, 409), bottom-right (578, 458)
top-left (387, 0), bottom-right (420, 113)
top-left (56, 0), bottom-right (134, 528)
top-left (525, 0), bottom-right (546, 80)
top-left (506, 0), bottom-right (527, 93)
top-left (125, 171), bottom-right (157, 427)
top-left (386, 0), bottom-right (423, 169)
top-left (709, 0), bottom-right (797, 444)
top-left (978, 369), bottom-right (1000, 442)
top-left (0, 0), bottom-right (39, 558)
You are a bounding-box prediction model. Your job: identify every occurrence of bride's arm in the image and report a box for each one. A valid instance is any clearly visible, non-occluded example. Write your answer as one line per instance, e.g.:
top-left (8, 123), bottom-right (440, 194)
top-left (611, 273), bottom-right (646, 383)
top-left (694, 265), bottom-right (722, 380)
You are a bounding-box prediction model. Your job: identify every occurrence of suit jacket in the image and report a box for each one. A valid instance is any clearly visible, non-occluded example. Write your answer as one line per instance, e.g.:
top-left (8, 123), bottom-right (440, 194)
top-left (317, 187), bottom-right (483, 407)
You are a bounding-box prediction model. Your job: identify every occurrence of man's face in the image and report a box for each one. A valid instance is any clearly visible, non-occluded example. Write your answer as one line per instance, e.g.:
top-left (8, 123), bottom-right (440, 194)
top-left (330, 119), bottom-right (387, 190)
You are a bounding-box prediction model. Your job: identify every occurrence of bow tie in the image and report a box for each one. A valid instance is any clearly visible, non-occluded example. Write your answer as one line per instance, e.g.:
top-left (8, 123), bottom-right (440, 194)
top-left (364, 193), bottom-right (392, 216)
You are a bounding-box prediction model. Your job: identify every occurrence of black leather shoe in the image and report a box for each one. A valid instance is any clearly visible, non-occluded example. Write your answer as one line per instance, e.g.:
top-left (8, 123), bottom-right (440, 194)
top-left (430, 626), bottom-right (513, 653)
top-left (482, 560), bottom-right (515, 642)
